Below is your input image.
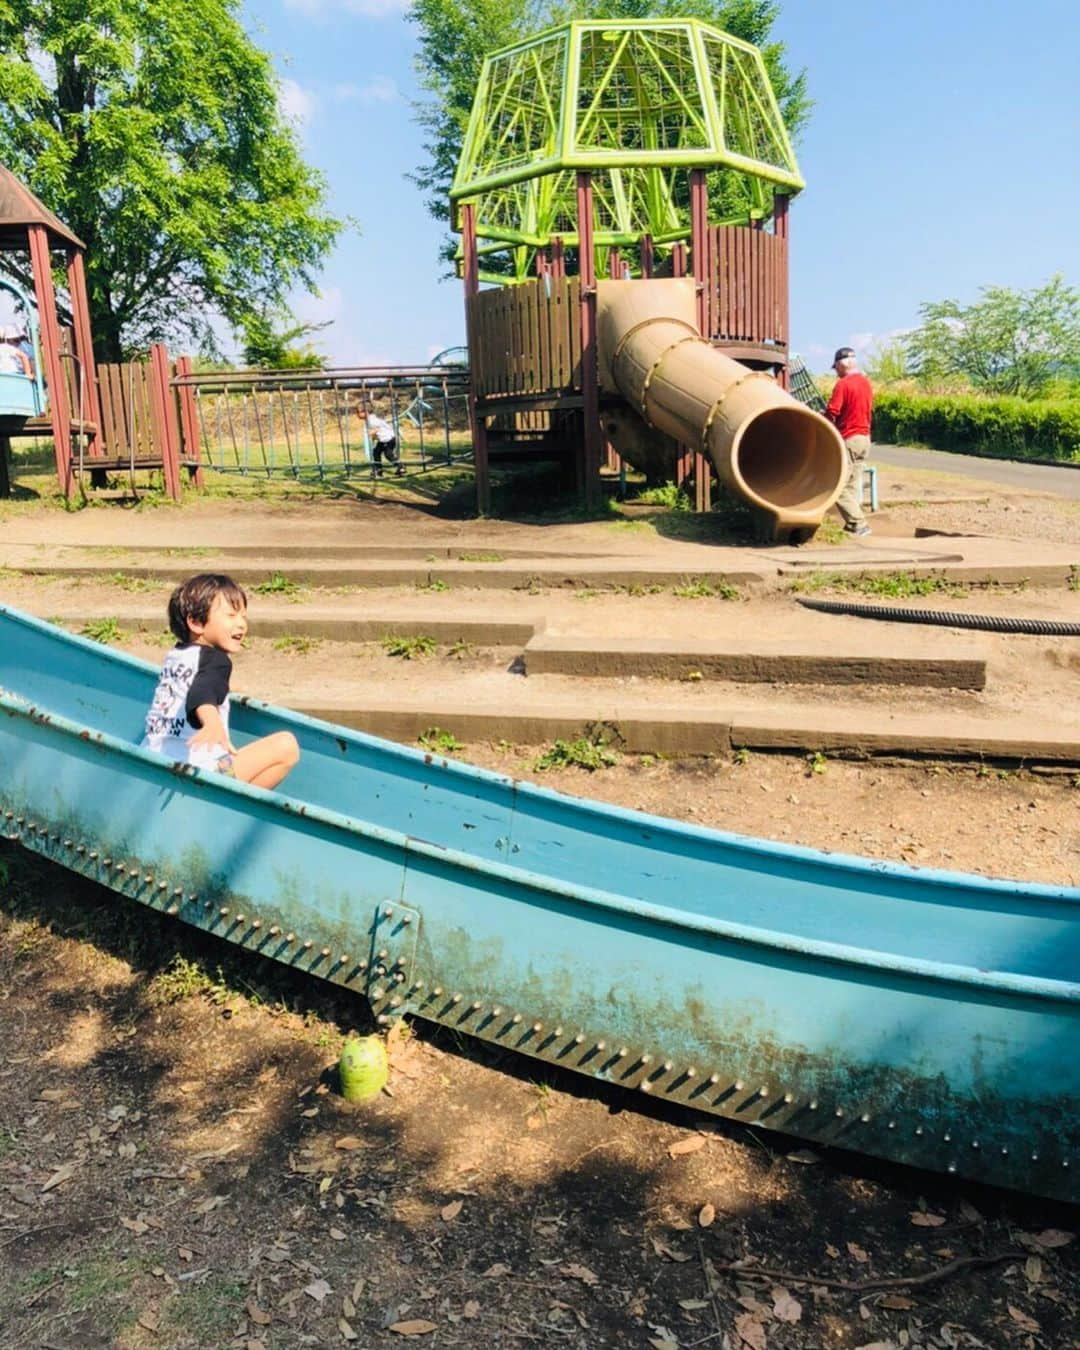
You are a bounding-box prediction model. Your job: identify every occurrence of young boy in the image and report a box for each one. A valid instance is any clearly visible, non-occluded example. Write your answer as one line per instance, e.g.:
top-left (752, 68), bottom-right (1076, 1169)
top-left (142, 574), bottom-right (299, 790)
top-left (356, 406), bottom-right (405, 476)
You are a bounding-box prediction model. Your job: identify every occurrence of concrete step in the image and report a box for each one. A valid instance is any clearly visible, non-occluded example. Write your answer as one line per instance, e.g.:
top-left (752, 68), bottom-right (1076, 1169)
top-left (524, 634), bottom-right (988, 690)
top-left (284, 698), bottom-right (1080, 765)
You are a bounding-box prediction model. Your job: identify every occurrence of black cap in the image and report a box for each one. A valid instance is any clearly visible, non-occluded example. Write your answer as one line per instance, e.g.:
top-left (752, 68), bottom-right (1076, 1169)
top-left (833, 347), bottom-right (855, 364)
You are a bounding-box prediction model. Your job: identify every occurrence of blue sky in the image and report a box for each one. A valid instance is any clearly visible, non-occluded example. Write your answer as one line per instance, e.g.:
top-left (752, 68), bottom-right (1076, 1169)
top-left (256, 0), bottom-right (1079, 373)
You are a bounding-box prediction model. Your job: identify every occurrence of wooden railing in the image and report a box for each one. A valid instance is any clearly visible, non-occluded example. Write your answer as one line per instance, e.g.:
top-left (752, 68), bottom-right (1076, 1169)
top-left (467, 276), bottom-right (582, 400)
top-left (701, 224), bottom-right (787, 350)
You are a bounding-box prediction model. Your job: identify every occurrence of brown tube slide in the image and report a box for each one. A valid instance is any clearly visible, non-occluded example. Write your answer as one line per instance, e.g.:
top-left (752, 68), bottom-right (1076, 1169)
top-left (596, 279), bottom-right (847, 539)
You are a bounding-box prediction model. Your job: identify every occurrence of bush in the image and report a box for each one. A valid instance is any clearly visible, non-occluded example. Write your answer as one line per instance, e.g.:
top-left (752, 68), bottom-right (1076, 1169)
top-left (873, 392), bottom-right (1080, 463)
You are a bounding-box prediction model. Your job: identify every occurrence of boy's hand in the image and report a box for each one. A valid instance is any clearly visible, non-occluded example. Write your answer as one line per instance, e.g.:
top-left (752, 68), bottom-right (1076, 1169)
top-left (190, 706), bottom-right (236, 755)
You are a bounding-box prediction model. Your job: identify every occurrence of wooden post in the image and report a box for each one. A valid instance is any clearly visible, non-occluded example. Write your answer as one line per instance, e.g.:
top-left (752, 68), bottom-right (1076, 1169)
top-left (689, 169), bottom-right (712, 509)
top-left (0, 435), bottom-right (10, 498)
top-left (149, 343), bottom-right (182, 501)
top-left (640, 234), bottom-right (654, 279)
top-left (774, 191), bottom-right (790, 389)
top-left (28, 225), bottom-right (73, 497)
top-left (174, 355), bottom-right (204, 487)
top-left (576, 171), bottom-right (601, 509)
top-left (65, 250), bottom-right (103, 457)
top-left (461, 203), bottom-right (490, 513)
top-left (551, 236), bottom-right (565, 279)
top-left (667, 242), bottom-right (693, 490)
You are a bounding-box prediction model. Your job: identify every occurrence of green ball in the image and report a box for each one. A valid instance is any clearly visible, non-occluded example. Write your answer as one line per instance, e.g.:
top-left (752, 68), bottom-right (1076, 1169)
top-left (339, 1035), bottom-right (388, 1102)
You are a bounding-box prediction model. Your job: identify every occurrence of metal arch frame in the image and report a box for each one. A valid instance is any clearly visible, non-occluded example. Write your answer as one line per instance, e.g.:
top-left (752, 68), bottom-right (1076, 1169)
top-left (451, 17), bottom-right (804, 256)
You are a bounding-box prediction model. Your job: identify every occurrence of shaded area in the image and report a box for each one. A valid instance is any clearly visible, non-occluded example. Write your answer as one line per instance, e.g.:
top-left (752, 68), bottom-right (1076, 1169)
top-left (1, 847), bottom-right (1077, 1350)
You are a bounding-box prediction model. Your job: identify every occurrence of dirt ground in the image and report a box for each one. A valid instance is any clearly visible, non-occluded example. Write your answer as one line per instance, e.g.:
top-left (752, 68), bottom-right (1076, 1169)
top-left (1, 846), bottom-right (1077, 1350)
top-left (1, 459), bottom-right (1078, 1349)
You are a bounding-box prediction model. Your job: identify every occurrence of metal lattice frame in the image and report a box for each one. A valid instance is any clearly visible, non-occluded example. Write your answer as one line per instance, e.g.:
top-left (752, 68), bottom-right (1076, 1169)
top-left (451, 19), bottom-right (803, 280)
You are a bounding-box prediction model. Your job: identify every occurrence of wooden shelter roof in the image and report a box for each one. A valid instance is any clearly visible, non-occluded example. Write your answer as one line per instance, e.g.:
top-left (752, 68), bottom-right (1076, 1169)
top-left (0, 164), bottom-right (84, 251)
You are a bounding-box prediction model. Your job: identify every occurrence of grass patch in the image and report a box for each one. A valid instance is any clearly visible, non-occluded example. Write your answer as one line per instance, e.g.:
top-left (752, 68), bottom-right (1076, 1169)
top-left (103, 570), bottom-right (156, 593)
top-left (812, 517), bottom-right (847, 545)
top-left (381, 633), bottom-right (437, 659)
top-left (788, 569), bottom-right (967, 598)
top-left (806, 750), bottom-right (829, 776)
top-left (535, 733), bottom-right (618, 772)
top-left (417, 577), bottom-right (450, 592)
top-left (672, 576), bottom-right (741, 600)
top-left (80, 617), bottom-right (125, 644)
top-left (418, 726), bottom-right (463, 754)
top-left (632, 481), bottom-right (691, 511)
top-left (457, 551), bottom-right (505, 562)
top-left (272, 634), bottom-right (322, 655)
top-left (446, 638), bottom-right (475, 660)
top-left (252, 571), bottom-right (304, 599)
top-left (145, 954), bottom-right (225, 1007)
top-left (159, 1275), bottom-right (248, 1344)
top-left (1069, 566), bottom-right (1079, 593)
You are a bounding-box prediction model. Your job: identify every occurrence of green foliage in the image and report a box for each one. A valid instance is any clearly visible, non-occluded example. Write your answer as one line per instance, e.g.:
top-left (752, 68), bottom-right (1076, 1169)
top-left (789, 570), bottom-right (966, 599)
top-left (806, 750), bottom-right (828, 775)
top-left (634, 481), bottom-right (692, 510)
top-left (417, 578), bottom-right (451, 592)
top-left (253, 572), bottom-right (303, 598)
top-left (272, 634), bottom-right (321, 655)
top-left (0, 0), bottom-right (342, 359)
top-left (672, 575), bottom-right (741, 600)
top-left (80, 617), bottom-right (124, 643)
top-left (873, 391), bottom-right (1080, 463)
top-left (407, 0), bottom-right (811, 267)
top-left (905, 276), bottom-right (1079, 398)
top-left (240, 308), bottom-right (329, 370)
top-left (534, 732), bottom-right (618, 771)
top-left (864, 337), bottom-right (910, 384)
top-left (381, 634), bottom-right (438, 659)
top-left (457, 550), bottom-right (505, 562)
top-left (446, 638), bottom-right (475, 659)
top-left (418, 726), bottom-right (463, 753)
top-left (104, 571), bottom-right (155, 592)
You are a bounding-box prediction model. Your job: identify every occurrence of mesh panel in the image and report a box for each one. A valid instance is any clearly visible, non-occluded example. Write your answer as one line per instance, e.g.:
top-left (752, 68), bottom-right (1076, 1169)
top-left (574, 28), bottom-right (708, 153)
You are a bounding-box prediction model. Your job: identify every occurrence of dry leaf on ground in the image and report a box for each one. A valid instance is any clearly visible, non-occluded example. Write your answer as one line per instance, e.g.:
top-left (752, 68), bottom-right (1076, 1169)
top-left (339, 1317), bottom-right (358, 1341)
top-left (245, 1301), bottom-right (272, 1326)
top-left (304, 1279), bottom-right (331, 1303)
top-left (735, 1312), bottom-right (767, 1350)
top-left (1007, 1305), bottom-right (1040, 1333)
top-left (786, 1149), bottom-right (821, 1165)
top-left (909, 1212), bottom-right (946, 1227)
top-left (389, 1320), bottom-right (438, 1336)
top-left (481, 1263), bottom-right (510, 1278)
top-left (561, 1262), bottom-right (600, 1286)
top-left (771, 1287), bottom-right (802, 1323)
top-left (698, 1203), bottom-right (715, 1227)
top-left (137, 1309), bottom-right (160, 1332)
top-left (41, 1162), bottom-right (77, 1192)
top-left (668, 1135), bottom-right (706, 1158)
top-left (335, 1136), bottom-right (363, 1151)
top-left (846, 1241), bottom-right (871, 1264)
top-left (1032, 1229), bottom-right (1074, 1249)
top-left (878, 1295), bottom-right (915, 1310)
top-left (440, 1199), bottom-right (463, 1222)
top-left (463, 1300), bottom-right (480, 1318)
top-left (651, 1237), bottom-right (692, 1262)
top-left (119, 1216), bottom-right (149, 1234)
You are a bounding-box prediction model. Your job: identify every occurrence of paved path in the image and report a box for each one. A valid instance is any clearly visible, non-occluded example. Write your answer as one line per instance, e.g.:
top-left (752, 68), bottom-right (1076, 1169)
top-left (873, 443), bottom-right (1080, 499)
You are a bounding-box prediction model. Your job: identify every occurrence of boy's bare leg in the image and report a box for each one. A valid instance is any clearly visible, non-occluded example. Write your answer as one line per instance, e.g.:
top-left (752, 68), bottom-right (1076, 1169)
top-left (230, 731), bottom-right (300, 790)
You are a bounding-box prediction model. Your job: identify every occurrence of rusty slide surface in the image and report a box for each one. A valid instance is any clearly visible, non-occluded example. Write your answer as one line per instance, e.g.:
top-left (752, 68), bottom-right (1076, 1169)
top-left (597, 279), bottom-right (846, 538)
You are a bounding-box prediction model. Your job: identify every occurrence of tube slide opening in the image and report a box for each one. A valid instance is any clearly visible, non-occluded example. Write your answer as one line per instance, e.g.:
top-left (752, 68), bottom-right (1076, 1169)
top-left (730, 406), bottom-right (847, 513)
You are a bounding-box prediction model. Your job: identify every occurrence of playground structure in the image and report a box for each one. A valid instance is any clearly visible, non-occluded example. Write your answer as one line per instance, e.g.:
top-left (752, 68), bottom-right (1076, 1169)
top-left (453, 19), bottom-right (846, 536)
top-left (0, 168), bottom-right (470, 499)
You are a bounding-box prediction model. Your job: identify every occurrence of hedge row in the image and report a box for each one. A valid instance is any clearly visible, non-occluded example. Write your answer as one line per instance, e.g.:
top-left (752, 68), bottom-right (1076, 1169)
top-left (872, 392), bottom-right (1080, 464)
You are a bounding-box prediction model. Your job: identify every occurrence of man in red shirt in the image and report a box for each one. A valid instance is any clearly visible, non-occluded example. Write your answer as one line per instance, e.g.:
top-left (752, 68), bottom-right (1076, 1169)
top-left (825, 346), bottom-right (874, 537)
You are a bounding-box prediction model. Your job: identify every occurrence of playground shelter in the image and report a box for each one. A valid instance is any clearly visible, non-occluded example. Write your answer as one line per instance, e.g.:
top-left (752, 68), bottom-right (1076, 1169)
top-left (452, 19), bottom-right (829, 521)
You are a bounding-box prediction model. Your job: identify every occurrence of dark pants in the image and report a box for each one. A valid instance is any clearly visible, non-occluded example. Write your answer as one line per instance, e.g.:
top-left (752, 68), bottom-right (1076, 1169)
top-left (372, 436), bottom-right (398, 471)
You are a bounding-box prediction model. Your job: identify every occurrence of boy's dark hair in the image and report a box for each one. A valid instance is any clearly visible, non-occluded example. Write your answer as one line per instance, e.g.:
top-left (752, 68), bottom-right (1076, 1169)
top-left (168, 574), bottom-right (248, 643)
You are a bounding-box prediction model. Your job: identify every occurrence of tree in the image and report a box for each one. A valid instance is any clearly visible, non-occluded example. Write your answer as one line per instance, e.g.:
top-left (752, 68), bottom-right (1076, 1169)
top-left (408, 0), bottom-right (810, 267)
top-left (240, 309), bottom-right (329, 370)
top-left (906, 276), bottom-right (1079, 398)
top-left (0, 0), bottom-right (342, 361)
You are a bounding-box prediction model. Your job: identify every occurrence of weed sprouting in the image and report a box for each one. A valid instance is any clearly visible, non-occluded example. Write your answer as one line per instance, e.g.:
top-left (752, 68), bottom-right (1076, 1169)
top-left (789, 570), bottom-right (967, 599)
top-left (446, 639), bottom-right (475, 660)
top-left (80, 617), bottom-right (124, 644)
top-left (806, 750), bottom-right (829, 775)
top-left (672, 576), bottom-right (741, 600)
top-left (457, 551), bottom-right (505, 562)
top-left (253, 572), bottom-right (303, 599)
top-left (633, 481), bottom-right (691, 511)
top-left (418, 726), bottom-right (463, 754)
top-left (417, 578), bottom-right (450, 592)
top-left (103, 571), bottom-right (156, 592)
top-left (273, 634), bottom-right (322, 655)
top-left (381, 634), bottom-right (437, 659)
top-left (534, 733), bottom-right (618, 772)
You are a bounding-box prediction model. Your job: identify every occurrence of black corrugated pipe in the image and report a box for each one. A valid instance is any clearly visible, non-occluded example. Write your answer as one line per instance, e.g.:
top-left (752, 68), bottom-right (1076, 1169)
top-left (797, 597), bottom-right (1080, 637)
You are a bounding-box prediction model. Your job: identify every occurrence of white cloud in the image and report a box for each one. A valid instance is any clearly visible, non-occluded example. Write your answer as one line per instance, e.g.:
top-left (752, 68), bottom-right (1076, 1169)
top-left (278, 77), bottom-right (320, 128)
top-left (332, 75), bottom-right (400, 105)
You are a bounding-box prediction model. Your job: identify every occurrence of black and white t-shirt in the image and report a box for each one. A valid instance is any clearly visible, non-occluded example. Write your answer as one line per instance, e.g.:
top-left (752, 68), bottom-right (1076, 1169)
top-left (366, 413), bottom-right (396, 444)
top-left (142, 644), bottom-right (232, 769)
